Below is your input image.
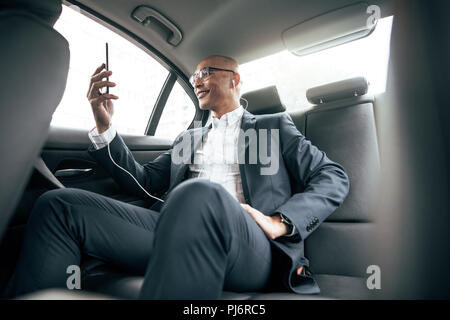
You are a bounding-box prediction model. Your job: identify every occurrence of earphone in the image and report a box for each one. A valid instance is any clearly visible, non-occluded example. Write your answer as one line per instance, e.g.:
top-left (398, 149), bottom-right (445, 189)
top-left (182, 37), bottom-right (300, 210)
top-left (231, 78), bottom-right (249, 110)
top-left (107, 143), bottom-right (165, 203)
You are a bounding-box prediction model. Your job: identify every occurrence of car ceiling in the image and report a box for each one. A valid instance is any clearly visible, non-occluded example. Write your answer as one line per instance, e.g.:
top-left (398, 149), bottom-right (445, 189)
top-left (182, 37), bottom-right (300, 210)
top-left (68, 0), bottom-right (393, 77)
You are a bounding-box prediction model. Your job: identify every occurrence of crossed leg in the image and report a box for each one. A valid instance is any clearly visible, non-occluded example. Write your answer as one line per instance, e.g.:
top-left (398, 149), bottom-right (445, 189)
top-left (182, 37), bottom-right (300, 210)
top-left (4, 179), bottom-right (272, 299)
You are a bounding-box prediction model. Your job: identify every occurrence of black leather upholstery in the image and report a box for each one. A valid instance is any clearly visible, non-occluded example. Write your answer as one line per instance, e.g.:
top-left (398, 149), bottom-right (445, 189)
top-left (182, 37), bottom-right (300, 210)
top-left (0, 1), bottom-right (69, 242)
top-left (291, 77), bottom-right (379, 282)
top-left (306, 77), bottom-right (369, 104)
top-left (241, 86), bottom-right (286, 115)
top-left (81, 273), bottom-right (373, 300)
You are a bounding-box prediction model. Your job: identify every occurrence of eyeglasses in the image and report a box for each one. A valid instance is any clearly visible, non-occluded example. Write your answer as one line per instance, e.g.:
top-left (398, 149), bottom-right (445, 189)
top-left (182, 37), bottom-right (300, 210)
top-left (189, 66), bottom-right (235, 86)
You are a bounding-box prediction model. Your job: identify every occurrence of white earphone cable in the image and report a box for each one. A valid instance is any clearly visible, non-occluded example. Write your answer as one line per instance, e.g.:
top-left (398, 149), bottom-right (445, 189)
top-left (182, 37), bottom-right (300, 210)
top-left (241, 97), bottom-right (249, 110)
top-left (107, 143), bottom-right (165, 203)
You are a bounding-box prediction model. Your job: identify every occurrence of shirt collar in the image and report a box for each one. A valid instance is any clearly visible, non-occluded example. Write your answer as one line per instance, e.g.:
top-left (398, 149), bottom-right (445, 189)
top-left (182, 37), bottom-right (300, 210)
top-left (211, 106), bottom-right (244, 129)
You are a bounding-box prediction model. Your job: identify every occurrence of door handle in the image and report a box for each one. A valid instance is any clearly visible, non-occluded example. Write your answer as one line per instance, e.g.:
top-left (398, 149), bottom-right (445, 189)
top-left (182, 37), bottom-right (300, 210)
top-left (54, 168), bottom-right (93, 178)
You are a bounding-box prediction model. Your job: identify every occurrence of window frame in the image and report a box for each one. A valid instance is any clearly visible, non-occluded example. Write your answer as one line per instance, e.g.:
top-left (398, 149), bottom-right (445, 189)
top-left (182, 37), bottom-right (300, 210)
top-left (63, 0), bottom-right (200, 137)
top-left (145, 72), bottom-right (177, 136)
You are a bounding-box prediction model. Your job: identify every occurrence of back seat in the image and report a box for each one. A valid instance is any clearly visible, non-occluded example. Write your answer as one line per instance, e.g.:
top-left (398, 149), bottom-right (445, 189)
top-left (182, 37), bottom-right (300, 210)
top-left (289, 78), bottom-right (380, 299)
top-left (81, 79), bottom-right (380, 299)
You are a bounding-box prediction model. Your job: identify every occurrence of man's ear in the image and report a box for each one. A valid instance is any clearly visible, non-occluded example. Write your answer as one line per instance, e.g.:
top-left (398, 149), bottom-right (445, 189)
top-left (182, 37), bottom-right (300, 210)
top-left (235, 73), bottom-right (240, 86)
top-left (233, 73), bottom-right (241, 88)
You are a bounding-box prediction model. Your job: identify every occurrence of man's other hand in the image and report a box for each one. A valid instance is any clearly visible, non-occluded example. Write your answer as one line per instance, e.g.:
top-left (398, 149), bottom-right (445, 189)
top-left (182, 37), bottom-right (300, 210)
top-left (87, 63), bottom-right (118, 134)
top-left (240, 204), bottom-right (288, 240)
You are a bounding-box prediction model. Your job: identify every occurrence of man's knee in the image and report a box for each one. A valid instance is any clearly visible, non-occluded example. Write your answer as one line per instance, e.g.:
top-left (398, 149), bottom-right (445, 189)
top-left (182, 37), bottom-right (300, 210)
top-left (37, 188), bottom-right (71, 203)
top-left (167, 179), bottom-right (225, 206)
top-left (34, 188), bottom-right (79, 209)
top-left (161, 179), bottom-right (229, 227)
top-left (29, 188), bottom-right (79, 224)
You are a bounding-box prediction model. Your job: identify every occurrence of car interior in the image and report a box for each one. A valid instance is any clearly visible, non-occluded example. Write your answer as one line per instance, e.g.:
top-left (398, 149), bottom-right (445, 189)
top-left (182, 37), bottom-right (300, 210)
top-left (0, 0), bottom-right (449, 300)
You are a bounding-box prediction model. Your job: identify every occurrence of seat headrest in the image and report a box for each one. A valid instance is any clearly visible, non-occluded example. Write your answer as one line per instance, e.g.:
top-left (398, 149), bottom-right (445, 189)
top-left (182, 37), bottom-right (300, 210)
top-left (0, 0), bottom-right (62, 26)
top-left (306, 77), bottom-right (369, 105)
top-left (241, 86), bottom-right (286, 115)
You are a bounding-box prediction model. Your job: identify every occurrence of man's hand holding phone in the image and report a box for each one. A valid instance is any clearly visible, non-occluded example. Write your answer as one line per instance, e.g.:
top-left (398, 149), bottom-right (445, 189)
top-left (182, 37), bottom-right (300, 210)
top-left (87, 63), bottom-right (118, 134)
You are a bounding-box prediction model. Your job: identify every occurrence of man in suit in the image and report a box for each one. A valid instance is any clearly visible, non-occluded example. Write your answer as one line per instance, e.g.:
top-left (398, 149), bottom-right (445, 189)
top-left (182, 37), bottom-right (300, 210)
top-left (4, 55), bottom-right (349, 299)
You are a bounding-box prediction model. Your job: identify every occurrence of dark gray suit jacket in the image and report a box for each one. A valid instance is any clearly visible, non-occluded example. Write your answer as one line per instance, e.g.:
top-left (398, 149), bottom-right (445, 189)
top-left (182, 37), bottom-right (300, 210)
top-left (88, 110), bottom-right (350, 294)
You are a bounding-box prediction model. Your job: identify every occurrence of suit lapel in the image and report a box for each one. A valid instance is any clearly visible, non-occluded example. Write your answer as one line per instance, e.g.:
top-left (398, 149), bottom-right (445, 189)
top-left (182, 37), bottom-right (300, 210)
top-left (238, 110), bottom-right (256, 204)
top-left (239, 110), bottom-right (257, 149)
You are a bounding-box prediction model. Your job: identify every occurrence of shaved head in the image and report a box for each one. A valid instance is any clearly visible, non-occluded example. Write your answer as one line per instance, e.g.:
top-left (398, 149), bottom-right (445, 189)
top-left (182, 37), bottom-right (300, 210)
top-left (196, 55), bottom-right (239, 73)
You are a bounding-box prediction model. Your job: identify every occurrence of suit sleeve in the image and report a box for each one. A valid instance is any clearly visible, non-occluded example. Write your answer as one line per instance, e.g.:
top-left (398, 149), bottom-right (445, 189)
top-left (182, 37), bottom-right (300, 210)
top-left (88, 133), bottom-right (172, 199)
top-left (275, 113), bottom-right (350, 241)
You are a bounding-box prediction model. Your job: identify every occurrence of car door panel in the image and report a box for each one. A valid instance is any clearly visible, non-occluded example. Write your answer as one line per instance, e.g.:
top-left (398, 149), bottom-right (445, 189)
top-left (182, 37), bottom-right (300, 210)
top-left (41, 126), bottom-right (172, 201)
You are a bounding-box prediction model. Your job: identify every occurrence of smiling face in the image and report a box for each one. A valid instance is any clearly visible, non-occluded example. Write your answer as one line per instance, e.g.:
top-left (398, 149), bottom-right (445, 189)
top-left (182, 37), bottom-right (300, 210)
top-left (193, 56), bottom-right (241, 118)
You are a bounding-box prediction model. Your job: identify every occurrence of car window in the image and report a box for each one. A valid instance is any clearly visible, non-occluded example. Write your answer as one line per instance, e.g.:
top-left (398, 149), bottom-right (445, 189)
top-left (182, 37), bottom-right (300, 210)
top-left (52, 5), bottom-right (169, 135)
top-left (154, 81), bottom-right (196, 140)
top-left (239, 16), bottom-right (394, 111)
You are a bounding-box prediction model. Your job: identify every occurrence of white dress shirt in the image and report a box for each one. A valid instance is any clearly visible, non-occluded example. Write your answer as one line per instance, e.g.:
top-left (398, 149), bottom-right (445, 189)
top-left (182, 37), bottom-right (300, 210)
top-left (187, 106), bottom-right (246, 204)
top-left (88, 125), bottom-right (117, 150)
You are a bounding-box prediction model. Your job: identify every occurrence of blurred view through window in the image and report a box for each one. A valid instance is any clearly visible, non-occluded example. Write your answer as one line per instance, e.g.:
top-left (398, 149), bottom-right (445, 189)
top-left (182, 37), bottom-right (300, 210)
top-left (239, 16), bottom-right (394, 111)
top-left (52, 5), bottom-right (195, 137)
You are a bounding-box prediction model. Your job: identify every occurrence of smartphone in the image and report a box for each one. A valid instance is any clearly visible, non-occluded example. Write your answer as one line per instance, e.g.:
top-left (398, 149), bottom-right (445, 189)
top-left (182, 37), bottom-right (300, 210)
top-left (105, 42), bottom-right (109, 94)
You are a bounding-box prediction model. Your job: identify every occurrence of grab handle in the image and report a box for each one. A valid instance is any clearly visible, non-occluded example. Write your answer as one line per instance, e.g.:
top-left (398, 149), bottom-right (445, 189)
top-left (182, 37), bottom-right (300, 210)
top-left (132, 6), bottom-right (182, 46)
